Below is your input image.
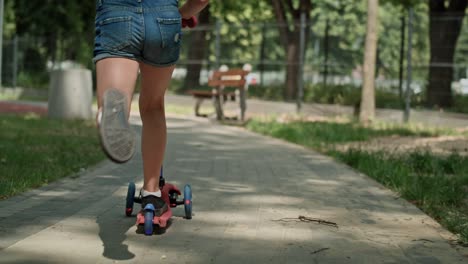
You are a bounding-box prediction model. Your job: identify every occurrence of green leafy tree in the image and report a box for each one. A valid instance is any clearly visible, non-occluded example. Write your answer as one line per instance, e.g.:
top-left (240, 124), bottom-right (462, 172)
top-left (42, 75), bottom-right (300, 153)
top-left (181, 1), bottom-right (273, 91)
top-left (454, 13), bottom-right (468, 77)
top-left (271, 0), bottom-right (313, 100)
top-left (427, 0), bottom-right (467, 108)
top-left (182, 5), bottom-right (212, 91)
top-left (379, 1), bottom-right (429, 90)
top-left (13, 0), bottom-right (95, 67)
top-left (309, 0), bottom-right (366, 79)
top-left (3, 0), bottom-right (16, 38)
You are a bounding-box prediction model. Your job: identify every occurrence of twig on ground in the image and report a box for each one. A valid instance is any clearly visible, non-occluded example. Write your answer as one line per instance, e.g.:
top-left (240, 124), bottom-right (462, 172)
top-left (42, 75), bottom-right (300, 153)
top-left (272, 215), bottom-right (339, 228)
top-left (311, 247), bottom-right (330, 255)
top-left (412, 239), bottom-right (434, 243)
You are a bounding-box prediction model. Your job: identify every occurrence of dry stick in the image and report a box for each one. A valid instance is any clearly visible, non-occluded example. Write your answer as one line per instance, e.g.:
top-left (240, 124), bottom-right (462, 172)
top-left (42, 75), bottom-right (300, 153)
top-left (311, 247), bottom-right (330, 255)
top-left (272, 215), bottom-right (339, 228)
top-left (412, 239), bottom-right (434, 243)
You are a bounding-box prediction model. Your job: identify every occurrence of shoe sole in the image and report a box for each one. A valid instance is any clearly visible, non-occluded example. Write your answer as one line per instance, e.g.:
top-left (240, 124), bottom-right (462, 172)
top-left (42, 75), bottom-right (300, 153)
top-left (99, 88), bottom-right (136, 163)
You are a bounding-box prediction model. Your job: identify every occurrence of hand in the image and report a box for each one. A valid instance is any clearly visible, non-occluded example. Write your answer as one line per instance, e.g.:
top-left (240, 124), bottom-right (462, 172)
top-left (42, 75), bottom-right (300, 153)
top-left (182, 16), bottom-right (198, 28)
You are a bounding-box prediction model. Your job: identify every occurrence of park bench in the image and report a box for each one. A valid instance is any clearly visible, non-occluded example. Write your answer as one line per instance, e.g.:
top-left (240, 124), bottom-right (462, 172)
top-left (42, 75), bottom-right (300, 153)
top-left (188, 69), bottom-right (250, 121)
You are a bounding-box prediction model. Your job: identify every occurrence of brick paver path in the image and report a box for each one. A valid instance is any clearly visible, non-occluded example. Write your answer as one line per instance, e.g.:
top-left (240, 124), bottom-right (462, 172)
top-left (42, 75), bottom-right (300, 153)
top-left (0, 115), bottom-right (466, 263)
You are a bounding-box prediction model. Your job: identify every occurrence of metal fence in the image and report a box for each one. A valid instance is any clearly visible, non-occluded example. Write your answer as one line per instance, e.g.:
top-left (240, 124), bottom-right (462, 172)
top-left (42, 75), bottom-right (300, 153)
top-left (1, 11), bottom-right (467, 105)
top-left (174, 11), bottom-right (468, 107)
top-left (1, 36), bottom-right (51, 90)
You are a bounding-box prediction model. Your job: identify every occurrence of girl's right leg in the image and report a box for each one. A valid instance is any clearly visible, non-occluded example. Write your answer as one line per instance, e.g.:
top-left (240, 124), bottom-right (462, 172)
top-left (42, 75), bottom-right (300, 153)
top-left (136, 63), bottom-right (176, 217)
top-left (96, 58), bottom-right (140, 163)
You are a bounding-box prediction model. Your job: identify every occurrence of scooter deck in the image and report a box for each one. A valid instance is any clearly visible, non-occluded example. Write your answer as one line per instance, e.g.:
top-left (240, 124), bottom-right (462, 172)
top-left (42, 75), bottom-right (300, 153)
top-left (133, 183), bottom-right (181, 228)
top-left (136, 207), bottom-right (173, 228)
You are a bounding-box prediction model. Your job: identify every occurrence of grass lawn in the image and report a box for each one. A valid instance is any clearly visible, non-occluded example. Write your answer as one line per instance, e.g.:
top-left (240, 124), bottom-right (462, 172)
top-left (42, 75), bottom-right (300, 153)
top-left (247, 116), bottom-right (459, 147)
top-left (0, 114), bottom-right (105, 199)
top-left (246, 117), bottom-right (468, 244)
top-left (0, 102), bottom-right (210, 200)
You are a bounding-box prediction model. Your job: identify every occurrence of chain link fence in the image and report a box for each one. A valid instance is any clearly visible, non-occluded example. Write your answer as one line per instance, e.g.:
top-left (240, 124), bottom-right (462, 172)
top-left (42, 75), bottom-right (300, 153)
top-left (1, 11), bottom-right (467, 109)
top-left (1, 36), bottom-right (51, 97)
top-left (174, 11), bottom-right (467, 110)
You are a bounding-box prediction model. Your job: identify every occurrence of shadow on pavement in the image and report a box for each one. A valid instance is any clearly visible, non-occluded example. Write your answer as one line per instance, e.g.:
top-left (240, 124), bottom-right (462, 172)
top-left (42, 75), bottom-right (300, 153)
top-left (96, 213), bottom-right (136, 261)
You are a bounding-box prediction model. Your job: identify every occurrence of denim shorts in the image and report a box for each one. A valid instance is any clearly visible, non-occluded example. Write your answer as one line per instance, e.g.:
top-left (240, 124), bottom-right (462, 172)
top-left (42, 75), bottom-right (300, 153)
top-left (93, 0), bottom-right (181, 67)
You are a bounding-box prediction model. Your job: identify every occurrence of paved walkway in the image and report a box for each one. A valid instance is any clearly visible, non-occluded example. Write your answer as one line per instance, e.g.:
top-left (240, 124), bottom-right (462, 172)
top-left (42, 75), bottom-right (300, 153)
top-left (0, 113), bottom-right (466, 263)
top-left (166, 94), bottom-right (468, 128)
top-left (2, 95), bottom-right (468, 128)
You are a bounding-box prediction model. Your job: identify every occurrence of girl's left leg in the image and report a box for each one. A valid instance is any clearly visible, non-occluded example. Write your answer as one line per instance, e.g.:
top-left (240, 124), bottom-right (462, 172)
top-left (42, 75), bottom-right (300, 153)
top-left (96, 58), bottom-right (140, 163)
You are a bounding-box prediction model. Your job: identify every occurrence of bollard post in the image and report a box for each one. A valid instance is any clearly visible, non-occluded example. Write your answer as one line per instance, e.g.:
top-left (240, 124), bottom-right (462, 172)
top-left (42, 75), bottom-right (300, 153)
top-left (403, 8), bottom-right (413, 123)
top-left (48, 69), bottom-right (93, 120)
top-left (297, 12), bottom-right (306, 113)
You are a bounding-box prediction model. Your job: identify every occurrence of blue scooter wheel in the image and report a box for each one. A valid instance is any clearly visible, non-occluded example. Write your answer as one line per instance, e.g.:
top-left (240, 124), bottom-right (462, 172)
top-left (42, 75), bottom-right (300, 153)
top-left (144, 210), bottom-right (154, 236)
top-left (184, 184), bottom-right (192, 219)
top-left (126, 182), bottom-right (136, 217)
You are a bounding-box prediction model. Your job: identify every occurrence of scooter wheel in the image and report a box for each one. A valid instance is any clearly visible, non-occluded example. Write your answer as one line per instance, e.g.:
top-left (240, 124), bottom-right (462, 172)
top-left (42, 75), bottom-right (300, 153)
top-left (183, 184), bottom-right (192, 219)
top-left (126, 182), bottom-right (136, 217)
top-left (144, 210), bottom-right (154, 236)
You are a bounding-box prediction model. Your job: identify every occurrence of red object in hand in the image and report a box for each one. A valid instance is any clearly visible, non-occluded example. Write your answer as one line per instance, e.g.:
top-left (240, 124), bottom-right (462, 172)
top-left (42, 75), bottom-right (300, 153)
top-left (182, 16), bottom-right (198, 28)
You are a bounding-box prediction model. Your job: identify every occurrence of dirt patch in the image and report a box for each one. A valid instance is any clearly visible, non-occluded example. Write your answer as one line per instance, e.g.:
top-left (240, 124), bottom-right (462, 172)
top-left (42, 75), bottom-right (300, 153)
top-left (274, 113), bottom-right (349, 124)
top-left (271, 114), bottom-right (468, 156)
top-left (0, 102), bottom-right (48, 116)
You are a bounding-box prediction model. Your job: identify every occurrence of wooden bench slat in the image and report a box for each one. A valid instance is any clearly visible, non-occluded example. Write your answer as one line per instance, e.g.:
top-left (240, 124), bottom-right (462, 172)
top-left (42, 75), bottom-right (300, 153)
top-left (208, 79), bottom-right (246, 87)
top-left (211, 69), bottom-right (249, 79)
top-left (188, 90), bottom-right (235, 98)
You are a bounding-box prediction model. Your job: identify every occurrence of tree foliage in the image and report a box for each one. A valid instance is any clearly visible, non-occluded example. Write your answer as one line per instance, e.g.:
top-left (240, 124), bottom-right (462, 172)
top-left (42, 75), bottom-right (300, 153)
top-left (3, 0), bottom-right (16, 38)
top-left (3, 0), bottom-right (466, 108)
top-left (454, 11), bottom-right (468, 69)
top-left (270, 0), bottom-right (313, 100)
top-left (11, 0), bottom-right (95, 67)
top-left (426, 0), bottom-right (467, 107)
top-left (309, 0), bottom-right (367, 75)
top-left (209, 1), bottom-right (273, 64)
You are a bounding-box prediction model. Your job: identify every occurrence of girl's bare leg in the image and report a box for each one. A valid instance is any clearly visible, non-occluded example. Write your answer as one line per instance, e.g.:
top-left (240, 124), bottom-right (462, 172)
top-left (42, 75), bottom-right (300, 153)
top-left (138, 63), bottom-right (175, 193)
top-left (96, 58), bottom-right (140, 162)
top-left (96, 58), bottom-right (139, 112)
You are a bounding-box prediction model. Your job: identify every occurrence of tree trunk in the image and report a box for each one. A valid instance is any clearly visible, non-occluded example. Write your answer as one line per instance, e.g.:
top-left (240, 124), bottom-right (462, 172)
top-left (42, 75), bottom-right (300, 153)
top-left (271, 0), bottom-right (312, 101)
top-left (427, 0), bottom-right (467, 108)
top-left (181, 7), bottom-right (211, 93)
top-left (359, 0), bottom-right (379, 124)
top-left (398, 15), bottom-right (406, 100)
top-left (323, 19), bottom-right (330, 87)
top-left (285, 32), bottom-right (300, 100)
